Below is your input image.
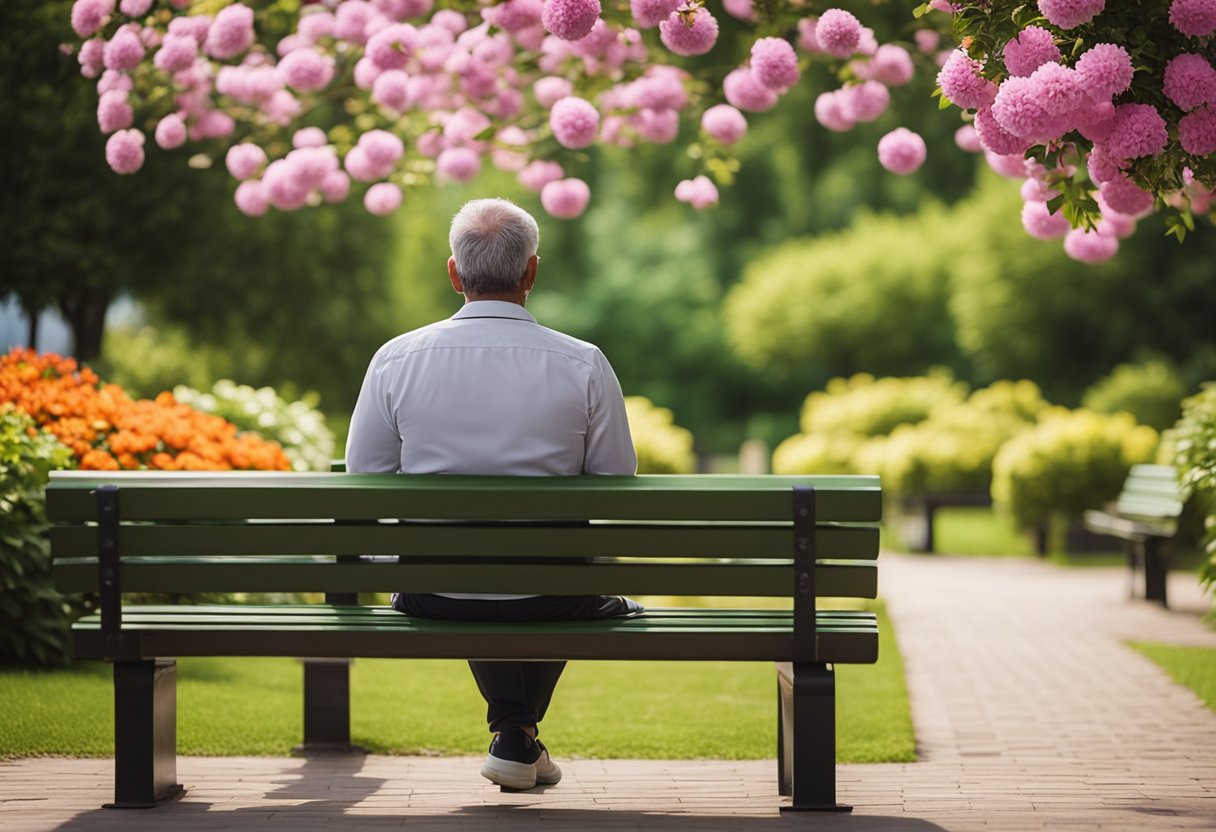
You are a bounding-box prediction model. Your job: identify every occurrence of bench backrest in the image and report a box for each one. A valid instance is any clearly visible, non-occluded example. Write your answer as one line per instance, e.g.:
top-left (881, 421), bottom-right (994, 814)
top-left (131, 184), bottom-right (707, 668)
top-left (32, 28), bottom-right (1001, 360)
top-left (1114, 464), bottom-right (1183, 524)
top-left (48, 472), bottom-right (881, 602)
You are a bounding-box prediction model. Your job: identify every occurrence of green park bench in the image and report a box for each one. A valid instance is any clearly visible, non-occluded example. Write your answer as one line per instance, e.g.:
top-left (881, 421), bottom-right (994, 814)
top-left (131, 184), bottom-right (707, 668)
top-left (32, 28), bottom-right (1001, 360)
top-left (1082, 464), bottom-right (1184, 606)
top-left (47, 470), bottom-right (881, 812)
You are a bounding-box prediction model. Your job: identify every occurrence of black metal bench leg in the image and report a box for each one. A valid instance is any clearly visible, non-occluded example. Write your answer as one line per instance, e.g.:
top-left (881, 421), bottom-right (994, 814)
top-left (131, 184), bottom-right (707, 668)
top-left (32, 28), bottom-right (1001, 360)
top-left (777, 662), bottom-right (851, 812)
top-left (297, 658), bottom-right (364, 754)
top-left (110, 660), bottom-right (183, 808)
top-left (1143, 538), bottom-right (1169, 607)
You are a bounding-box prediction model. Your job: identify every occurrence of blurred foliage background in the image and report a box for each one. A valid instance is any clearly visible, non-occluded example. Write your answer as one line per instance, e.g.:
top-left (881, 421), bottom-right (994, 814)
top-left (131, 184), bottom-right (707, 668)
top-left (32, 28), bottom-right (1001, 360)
top-left (4, 0), bottom-right (1216, 461)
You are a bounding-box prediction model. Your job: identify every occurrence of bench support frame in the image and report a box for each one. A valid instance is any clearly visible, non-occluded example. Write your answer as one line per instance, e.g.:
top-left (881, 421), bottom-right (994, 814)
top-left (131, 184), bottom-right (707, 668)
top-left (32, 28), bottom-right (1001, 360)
top-left (109, 659), bottom-right (183, 808)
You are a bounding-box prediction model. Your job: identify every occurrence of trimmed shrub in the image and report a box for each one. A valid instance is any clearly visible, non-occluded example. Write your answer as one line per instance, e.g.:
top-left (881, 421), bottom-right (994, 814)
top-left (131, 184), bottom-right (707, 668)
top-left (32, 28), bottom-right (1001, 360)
top-left (991, 408), bottom-right (1159, 531)
top-left (625, 396), bottom-right (696, 474)
top-left (1160, 383), bottom-right (1216, 596)
top-left (1083, 360), bottom-right (1188, 432)
top-left (0, 407), bottom-right (79, 666)
top-left (799, 372), bottom-right (967, 437)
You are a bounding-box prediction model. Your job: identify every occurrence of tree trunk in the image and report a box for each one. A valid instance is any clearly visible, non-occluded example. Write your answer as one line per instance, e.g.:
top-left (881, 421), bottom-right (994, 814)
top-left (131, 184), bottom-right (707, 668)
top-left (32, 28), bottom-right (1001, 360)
top-left (58, 285), bottom-right (112, 363)
top-left (25, 305), bottom-right (40, 350)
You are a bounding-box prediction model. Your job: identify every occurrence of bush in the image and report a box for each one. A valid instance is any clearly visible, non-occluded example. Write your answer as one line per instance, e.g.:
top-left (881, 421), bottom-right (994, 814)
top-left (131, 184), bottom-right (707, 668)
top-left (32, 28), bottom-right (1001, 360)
top-left (799, 372), bottom-right (967, 438)
top-left (1083, 360), bottom-right (1188, 432)
top-left (772, 432), bottom-right (872, 476)
top-left (0, 407), bottom-right (79, 666)
top-left (1160, 383), bottom-right (1216, 595)
top-left (991, 409), bottom-right (1159, 531)
top-left (869, 381), bottom-right (1050, 498)
top-left (624, 396), bottom-right (696, 474)
top-left (173, 381), bottom-right (336, 472)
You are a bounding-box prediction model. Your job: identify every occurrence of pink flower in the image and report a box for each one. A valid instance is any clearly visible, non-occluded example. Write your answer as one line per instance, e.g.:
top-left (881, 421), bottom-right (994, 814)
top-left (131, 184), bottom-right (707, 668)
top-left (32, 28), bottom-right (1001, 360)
top-left (701, 104), bottom-right (747, 145)
top-left (938, 50), bottom-right (998, 110)
top-left (915, 29), bottom-right (940, 55)
top-left (974, 107), bottom-right (1032, 155)
top-left (320, 171), bottom-right (351, 203)
top-left (372, 69), bottom-right (411, 111)
top-left (634, 108), bottom-right (679, 143)
top-left (225, 143), bottom-right (267, 180)
top-left (436, 147), bottom-right (482, 182)
top-left (1086, 145), bottom-right (1124, 184)
top-left (1075, 99), bottom-right (1116, 142)
top-left (97, 90), bottom-right (132, 133)
top-left (722, 0), bottom-right (754, 21)
top-left (1037, 0), bottom-right (1105, 30)
top-left (991, 76), bottom-right (1050, 139)
top-left (533, 76), bottom-right (573, 108)
top-left (278, 48), bottom-right (336, 91)
top-left (814, 90), bottom-right (855, 132)
top-left (104, 27), bottom-right (145, 71)
top-left (518, 159), bottom-right (564, 191)
top-left (750, 37), bottom-right (799, 90)
top-left (1163, 54), bottom-right (1216, 112)
top-left (361, 129), bottom-right (406, 167)
top-left (1099, 174), bottom-right (1155, 215)
top-left (485, 0), bottom-right (544, 32)
top-left (659, 5), bottom-right (718, 56)
top-left (105, 128), bottom-right (144, 174)
top-left (1064, 227), bottom-right (1118, 264)
top-left (985, 150), bottom-right (1030, 178)
top-left (1179, 106), bottom-right (1216, 155)
top-left (261, 158), bottom-right (310, 210)
top-left (955, 124), bottom-right (982, 153)
top-left (294, 127), bottom-right (329, 148)
top-left (542, 0), bottom-right (601, 40)
top-left (335, 0), bottom-right (381, 45)
top-left (1074, 43), bottom-right (1133, 102)
top-left (1021, 176), bottom-right (1054, 202)
top-left (154, 34), bottom-right (198, 73)
top-left (840, 81), bottom-right (889, 123)
top-left (431, 9), bottom-right (468, 33)
top-left (1105, 103), bottom-right (1168, 160)
top-left (674, 175), bottom-right (719, 209)
top-left (367, 23), bottom-right (417, 70)
top-left (1030, 62), bottom-right (1085, 117)
top-left (550, 96), bottom-right (599, 148)
top-left (1170, 0), bottom-right (1216, 37)
top-left (205, 3), bottom-right (255, 60)
top-left (877, 127), bottom-right (927, 175)
top-left (1021, 201), bottom-right (1071, 240)
top-left (869, 44), bottom-right (914, 86)
top-left (72, 0), bottom-right (113, 38)
top-left (78, 38), bottom-right (106, 78)
top-left (365, 182), bottom-right (403, 215)
top-left (299, 12), bottom-right (336, 42)
top-left (191, 110), bottom-right (235, 139)
top-left (797, 17), bottom-right (820, 53)
top-left (631, 0), bottom-right (681, 28)
top-left (120, 0), bottom-right (152, 15)
top-left (491, 126), bottom-right (530, 171)
top-left (815, 8), bottom-right (861, 58)
top-left (540, 177), bottom-right (590, 218)
top-left (234, 180), bottom-right (269, 216)
top-left (1095, 195), bottom-right (1138, 238)
top-left (97, 68), bottom-right (133, 94)
top-left (1002, 26), bottom-right (1060, 77)
top-left (154, 113), bottom-right (187, 149)
top-left (723, 67), bottom-right (777, 112)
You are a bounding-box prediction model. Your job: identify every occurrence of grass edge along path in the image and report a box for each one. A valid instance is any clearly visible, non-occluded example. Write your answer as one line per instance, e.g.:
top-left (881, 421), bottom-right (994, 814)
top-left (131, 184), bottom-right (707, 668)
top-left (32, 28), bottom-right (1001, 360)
top-left (1130, 642), bottom-right (1216, 714)
top-left (0, 601), bottom-right (913, 764)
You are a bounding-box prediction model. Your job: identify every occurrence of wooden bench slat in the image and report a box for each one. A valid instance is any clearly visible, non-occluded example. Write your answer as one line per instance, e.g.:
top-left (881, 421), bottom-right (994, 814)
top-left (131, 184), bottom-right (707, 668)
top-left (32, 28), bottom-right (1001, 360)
top-left (46, 473), bottom-right (882, 523)
top-left (48, 522), bottom-right (878, 560)
top-left (52, 559), bottom-right (878, 598)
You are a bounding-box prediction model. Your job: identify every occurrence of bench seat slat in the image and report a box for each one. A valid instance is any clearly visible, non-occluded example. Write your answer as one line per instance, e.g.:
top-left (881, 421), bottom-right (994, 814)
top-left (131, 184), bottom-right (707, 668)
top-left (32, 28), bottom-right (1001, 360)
top-left (48, 522), bottom-right (879, 560)
top-left (70, 606), bottom-right (879, 663)
top-left (53, 559), bottom-right (878, 598)
top-left (46, 473), bottom-right (882, 523)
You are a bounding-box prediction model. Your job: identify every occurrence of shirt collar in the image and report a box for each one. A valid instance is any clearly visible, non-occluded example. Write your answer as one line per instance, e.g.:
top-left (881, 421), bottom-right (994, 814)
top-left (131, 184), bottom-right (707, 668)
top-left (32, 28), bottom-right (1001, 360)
top-left (451, 300), bottom-right (537, 323)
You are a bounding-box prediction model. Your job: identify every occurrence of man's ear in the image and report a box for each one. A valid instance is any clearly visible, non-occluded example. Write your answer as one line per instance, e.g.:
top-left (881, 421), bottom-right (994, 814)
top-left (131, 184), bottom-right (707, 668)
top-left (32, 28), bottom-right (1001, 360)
top-left (522, 254), bottom-right (538, 295)
top-left (448, 257), bottom-right (465, 295)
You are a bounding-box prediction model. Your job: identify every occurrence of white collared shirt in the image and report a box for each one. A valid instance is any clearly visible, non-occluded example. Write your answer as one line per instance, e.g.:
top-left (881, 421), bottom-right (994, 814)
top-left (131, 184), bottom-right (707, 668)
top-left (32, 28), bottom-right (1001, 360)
top-left (346, 300), bottom-right (637, 599)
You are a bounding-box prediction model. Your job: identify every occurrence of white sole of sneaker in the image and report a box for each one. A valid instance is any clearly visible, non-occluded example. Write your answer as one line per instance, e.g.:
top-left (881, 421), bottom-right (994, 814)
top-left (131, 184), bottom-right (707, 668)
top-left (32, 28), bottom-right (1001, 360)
top-left (534, 749), bottom-right (562, 785)
top-left (480, 755), bottom-right (537, 790)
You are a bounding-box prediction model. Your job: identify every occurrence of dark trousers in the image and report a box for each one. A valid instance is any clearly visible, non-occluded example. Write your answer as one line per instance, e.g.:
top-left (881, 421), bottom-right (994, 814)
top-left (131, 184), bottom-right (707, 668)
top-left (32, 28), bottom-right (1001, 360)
top-left (392, 593), bottom-right (635, 734)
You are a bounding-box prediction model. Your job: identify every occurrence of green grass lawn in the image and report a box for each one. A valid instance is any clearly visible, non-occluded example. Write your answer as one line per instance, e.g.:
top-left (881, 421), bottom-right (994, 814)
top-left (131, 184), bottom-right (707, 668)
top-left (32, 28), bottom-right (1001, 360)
top-left (0, 601), bottom-right (913, 764)
top-left (1130, 642), bottom-right (1216, 713)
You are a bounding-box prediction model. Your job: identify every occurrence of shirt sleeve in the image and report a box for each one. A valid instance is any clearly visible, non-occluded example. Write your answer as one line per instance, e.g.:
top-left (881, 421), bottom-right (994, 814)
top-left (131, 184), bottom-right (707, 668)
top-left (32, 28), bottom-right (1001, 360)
top-left (584, 350), bottom-right (638, 475)
top-left (345, 349), bottom-right (402, 474)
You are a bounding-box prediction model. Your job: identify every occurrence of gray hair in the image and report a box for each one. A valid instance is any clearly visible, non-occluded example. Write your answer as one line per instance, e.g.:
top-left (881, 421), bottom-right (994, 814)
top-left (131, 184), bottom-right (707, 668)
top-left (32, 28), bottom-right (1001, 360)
top-left (449, 199), bottom-right (540, 295)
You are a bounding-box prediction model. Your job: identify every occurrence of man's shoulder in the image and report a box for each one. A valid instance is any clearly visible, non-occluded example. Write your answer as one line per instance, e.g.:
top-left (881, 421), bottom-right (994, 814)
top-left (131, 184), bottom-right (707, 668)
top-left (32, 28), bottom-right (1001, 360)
top-left (530, 323), bottom-right (608, 363)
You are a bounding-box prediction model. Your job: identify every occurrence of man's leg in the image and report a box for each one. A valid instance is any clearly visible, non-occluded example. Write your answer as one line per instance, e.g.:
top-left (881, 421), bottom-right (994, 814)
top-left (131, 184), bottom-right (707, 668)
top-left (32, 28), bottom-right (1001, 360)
top-left (467, 660), bottom-right (566, 734)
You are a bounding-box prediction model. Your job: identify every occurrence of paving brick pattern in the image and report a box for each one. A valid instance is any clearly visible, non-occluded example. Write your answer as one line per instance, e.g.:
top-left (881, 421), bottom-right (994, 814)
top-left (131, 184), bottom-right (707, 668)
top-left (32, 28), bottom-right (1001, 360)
top-left (3, 554), bottom-right (1215, 831)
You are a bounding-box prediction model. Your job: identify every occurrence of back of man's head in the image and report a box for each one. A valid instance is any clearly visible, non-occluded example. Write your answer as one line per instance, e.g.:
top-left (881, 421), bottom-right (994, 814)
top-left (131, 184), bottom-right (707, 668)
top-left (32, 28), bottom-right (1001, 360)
top-left (449, 199), bottom-right (540, 295)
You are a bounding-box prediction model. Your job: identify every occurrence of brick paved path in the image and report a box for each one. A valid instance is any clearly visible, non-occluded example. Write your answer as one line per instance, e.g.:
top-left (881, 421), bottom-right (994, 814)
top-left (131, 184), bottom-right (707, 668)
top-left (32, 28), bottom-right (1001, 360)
top-left (3, 555), bottom-right (1215, 831)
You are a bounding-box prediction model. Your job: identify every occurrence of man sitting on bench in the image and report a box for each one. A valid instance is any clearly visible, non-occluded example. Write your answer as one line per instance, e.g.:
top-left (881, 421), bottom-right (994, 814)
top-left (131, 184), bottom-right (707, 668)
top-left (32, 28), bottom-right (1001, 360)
top-left (345, 198), bottom-right (641, 791)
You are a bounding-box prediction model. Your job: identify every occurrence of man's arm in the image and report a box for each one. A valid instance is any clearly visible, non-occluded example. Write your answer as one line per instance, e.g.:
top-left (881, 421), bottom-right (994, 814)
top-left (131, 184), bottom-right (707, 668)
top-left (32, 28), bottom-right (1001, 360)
top-left (345, 350), bottom-right (402, 474)
top-left (584, 351), bottom-right (637, 475)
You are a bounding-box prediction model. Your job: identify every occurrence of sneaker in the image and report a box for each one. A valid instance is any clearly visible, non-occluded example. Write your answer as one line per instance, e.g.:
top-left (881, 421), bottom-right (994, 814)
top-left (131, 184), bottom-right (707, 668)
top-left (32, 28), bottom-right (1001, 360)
top-left (533, 737), bottom-right (562, 785)
top-left (480, 728), bottom-right (541, 790)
